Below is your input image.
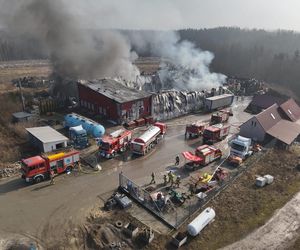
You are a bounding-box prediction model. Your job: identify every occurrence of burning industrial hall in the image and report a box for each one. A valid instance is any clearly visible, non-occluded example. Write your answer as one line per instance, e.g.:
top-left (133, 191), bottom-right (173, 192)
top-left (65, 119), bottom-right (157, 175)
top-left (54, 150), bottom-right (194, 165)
top-left (3, 28), bottom-right (300, 246)
top-left (2, 35), bottom-right (300, 249)
top-left (1, 1), bottom-right (300, 249)
top-left (3, 55), bottom-right (299, 249)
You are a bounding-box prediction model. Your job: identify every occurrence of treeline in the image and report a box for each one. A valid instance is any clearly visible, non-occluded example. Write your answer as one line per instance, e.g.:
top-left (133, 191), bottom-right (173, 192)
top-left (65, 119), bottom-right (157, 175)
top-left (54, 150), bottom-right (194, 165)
top-left (178, 27), bottom-right (300, 96)
top-left (1, 27), bottom-right (300, 96)
top-left (0, 31), bottom-right (47, 61)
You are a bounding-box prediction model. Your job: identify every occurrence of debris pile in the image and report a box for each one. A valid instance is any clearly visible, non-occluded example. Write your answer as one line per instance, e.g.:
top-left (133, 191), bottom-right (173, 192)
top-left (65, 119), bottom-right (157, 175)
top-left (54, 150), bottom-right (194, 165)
top-left (152, 90), bottom-right (205, 120)
top-left (85, 222), bottom-right (133, 249)
top-left (0, 162), bottom-right (21, 179)
top-left (12, 76), bottom-right (51, 88)
top-left (226, 77), bottom-right (265, 96)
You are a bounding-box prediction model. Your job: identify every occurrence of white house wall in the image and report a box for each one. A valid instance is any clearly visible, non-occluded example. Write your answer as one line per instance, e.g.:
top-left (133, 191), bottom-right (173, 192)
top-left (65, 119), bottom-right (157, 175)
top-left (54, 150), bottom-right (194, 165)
top-left (240, 117), bottom-right (266, 142)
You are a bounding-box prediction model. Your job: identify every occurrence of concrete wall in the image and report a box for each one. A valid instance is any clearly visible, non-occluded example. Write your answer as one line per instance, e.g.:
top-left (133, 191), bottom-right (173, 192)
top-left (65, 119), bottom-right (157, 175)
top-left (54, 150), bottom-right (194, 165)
top-left (28, 132), bottom-right (68, 153)
top-left (28, 133), bottom-right (44, 152)
top-left (43, 140), bottom-right (68, 153)
top-left (240, 117), bottom-right (266, 142)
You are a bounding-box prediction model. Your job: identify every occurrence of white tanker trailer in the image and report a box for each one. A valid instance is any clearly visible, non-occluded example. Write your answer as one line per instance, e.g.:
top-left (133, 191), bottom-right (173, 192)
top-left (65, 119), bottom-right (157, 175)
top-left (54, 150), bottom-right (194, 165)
top-left (131, 122), bottom-right (167, 155)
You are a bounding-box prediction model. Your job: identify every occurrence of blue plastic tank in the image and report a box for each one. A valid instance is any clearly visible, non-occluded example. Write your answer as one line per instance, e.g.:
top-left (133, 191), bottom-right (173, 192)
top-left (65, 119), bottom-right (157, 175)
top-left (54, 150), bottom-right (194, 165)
top-left (64, 113), bottom-right (105, 138)
top-left (92, 124), bottom-right (105, 137)
top-left (64, 114), bottom-right (75, 127)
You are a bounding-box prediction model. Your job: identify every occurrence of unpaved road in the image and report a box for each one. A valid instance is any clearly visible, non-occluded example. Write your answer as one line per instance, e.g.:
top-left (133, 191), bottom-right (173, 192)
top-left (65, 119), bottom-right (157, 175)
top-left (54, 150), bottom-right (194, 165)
top-left (0, 98), bottom-right (251, 248)
top-left (223, 191), bottom-right (300, 250)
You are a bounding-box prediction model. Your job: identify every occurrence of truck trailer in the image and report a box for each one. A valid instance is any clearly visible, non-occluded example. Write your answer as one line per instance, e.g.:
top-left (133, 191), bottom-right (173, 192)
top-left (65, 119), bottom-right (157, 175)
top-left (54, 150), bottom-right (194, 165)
top-left (204, 94), bottom-right (234, 112)
top-left (21, 149), bottom-right (80, 184)
top-left (99, 129), bottom-right (132, 158)
top-left (131, 122), bottom-right (167, 155)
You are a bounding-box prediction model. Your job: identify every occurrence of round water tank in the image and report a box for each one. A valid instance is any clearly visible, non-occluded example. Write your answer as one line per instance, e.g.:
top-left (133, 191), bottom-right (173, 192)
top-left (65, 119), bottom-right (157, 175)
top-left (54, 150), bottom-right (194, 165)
top-left (92, 124), bottom-right (105, 138)
top-left (64, 114), bottom-right (73, 127)
top-left (72, 117), bottom-right (81, 127)
top-left (80, 120), bottom-right (90, 132)
top-left (187, 207), bottom-right (215, 236)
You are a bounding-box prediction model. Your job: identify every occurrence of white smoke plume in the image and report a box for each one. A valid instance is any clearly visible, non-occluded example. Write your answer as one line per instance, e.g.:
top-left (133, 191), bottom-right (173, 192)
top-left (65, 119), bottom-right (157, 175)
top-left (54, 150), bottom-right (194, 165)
top-left (127, 31), bottom-right (226, 90)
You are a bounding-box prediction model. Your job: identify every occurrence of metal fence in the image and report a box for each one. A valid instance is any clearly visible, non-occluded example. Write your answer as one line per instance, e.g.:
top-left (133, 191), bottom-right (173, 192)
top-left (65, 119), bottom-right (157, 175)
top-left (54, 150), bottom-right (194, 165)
top-left (119, 150), bottom-right (267, 229)
top-left (119, 173), bottom-right (172, 225)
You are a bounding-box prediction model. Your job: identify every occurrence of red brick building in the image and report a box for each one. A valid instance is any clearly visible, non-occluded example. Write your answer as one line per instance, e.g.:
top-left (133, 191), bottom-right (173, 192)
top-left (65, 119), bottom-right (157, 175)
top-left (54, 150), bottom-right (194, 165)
top-left (78, 79), bottom-right (152, 124)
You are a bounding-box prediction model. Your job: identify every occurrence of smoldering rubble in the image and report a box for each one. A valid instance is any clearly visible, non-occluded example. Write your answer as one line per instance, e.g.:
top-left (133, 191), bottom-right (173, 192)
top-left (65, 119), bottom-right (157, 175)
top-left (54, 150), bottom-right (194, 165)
top-left (152, 90), bottom-right (205, 121)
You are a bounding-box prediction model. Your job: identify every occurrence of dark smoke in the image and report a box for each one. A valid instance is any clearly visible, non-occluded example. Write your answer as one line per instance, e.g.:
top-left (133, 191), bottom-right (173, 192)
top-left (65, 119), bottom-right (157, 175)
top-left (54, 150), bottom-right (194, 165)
top-left (1, 0), bottom-right (139, 81)
top-left (0, 0), bottom-right (225, 93)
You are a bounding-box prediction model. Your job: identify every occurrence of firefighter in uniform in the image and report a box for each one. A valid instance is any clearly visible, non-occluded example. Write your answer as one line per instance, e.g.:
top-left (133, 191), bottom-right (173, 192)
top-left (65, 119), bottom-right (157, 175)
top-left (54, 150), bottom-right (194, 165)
top-left (175, 155), bottom-right (180, 165)
top-left (163, 174), bottom-right (168, 186)
top-left (189, 183), bottom-right (194, 195)
top-left (175, 176), bottom-right (181, 188)
top-left (150, 172), bottom-right (156, 184)
top-left (169, 172), bottom-right (175, 187)
top-left (50, 169), bottom-right (55, 185)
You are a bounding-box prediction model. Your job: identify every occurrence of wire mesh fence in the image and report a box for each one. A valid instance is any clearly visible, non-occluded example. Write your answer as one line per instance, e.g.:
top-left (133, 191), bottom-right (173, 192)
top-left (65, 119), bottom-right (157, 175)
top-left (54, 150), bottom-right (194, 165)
top-left (119, 150), bottom-right (266, 229)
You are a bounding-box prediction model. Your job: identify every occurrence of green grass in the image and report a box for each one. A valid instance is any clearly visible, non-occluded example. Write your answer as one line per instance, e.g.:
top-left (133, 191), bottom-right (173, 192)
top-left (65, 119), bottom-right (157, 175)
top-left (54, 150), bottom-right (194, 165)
top-left (185, 148), bottom-right (300, 250)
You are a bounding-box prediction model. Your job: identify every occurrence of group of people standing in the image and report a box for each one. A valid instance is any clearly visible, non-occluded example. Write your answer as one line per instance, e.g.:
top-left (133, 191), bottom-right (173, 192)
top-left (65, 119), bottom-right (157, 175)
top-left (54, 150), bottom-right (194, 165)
top-left (149, 155), bottom-right (181, 187)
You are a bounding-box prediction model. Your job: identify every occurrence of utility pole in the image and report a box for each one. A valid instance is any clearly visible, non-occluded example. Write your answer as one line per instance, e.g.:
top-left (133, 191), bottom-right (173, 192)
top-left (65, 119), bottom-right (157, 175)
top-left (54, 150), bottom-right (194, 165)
top-left (18, 80), bottom-right (25, 111)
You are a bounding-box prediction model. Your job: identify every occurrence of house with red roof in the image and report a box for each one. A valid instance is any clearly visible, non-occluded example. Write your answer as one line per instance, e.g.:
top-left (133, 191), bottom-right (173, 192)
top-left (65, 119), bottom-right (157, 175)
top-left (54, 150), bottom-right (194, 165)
top-left (240, 98), bottom-right (300, 145)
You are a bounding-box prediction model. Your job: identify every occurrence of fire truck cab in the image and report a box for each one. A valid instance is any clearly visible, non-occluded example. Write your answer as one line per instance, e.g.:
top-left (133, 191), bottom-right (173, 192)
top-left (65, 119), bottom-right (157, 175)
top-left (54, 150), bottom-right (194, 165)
top-left (185, 122), bottom-right (208, 139)
top-left (99, 129), bottom-right (132, 158)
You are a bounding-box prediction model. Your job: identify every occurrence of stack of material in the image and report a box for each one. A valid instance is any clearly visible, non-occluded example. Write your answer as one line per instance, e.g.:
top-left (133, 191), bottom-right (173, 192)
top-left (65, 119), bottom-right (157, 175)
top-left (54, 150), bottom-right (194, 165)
top-left (256, 174), bottom-right (274, 187)
top-left (152, 90), bottom-right (205, 120)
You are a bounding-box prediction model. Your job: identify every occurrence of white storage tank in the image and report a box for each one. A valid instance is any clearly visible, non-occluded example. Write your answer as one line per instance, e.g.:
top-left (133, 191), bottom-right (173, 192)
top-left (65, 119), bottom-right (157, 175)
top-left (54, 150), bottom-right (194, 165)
top-left (187, 207), bottom-right (215, 236)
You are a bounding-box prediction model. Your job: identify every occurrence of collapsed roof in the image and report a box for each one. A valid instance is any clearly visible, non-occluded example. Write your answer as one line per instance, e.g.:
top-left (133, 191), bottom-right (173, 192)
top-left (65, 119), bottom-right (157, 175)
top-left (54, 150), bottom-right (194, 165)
top-left (79, 79), bottom-right (152, 104)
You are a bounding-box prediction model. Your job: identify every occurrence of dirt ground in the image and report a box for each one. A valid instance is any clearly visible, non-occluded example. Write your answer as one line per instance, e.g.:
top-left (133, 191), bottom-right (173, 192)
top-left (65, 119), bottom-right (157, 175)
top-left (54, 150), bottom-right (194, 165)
top-left (0, 58), bottom-right (158, 168)
top-left (223, 190), bottom-right (300, 250)
top-left (1, 59), bottom-right (300, 249)
top-left (182, 146), bottom-right (300, 250)
top-left (76, 146), bottom-right (300, 250)
top-left (84, 206), bottom-right (167, 250)
top-left (134, 57), bottom-right (161, 73)
top-left (0, 60), bottom-right (51, 86)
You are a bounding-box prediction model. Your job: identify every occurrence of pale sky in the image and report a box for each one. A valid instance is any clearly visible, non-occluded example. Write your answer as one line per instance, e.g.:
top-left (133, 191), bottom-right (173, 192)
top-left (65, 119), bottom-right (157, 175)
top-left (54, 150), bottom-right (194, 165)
top-left (1, 0), bottom-right (299, 31)
top-left (74, 0), bottom-right (300, 31)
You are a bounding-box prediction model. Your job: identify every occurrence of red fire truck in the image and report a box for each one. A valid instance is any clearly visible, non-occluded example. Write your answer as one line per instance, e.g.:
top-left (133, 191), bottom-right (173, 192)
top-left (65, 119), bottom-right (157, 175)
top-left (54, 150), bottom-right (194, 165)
top-left (21, 150), bottom-right (80, 184)
top-left (182, 144), bottom-right (222, 170)
top-left (99, 129), bottom-right (132, 158)
top-left (131, 122), bottom-right (167, 155)
top-left (210, 109), bottom-right (231, 125)
top-left (185, 121), bottom-right (209, 139)
top-left (203, 124), bottom-right (230, 144)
